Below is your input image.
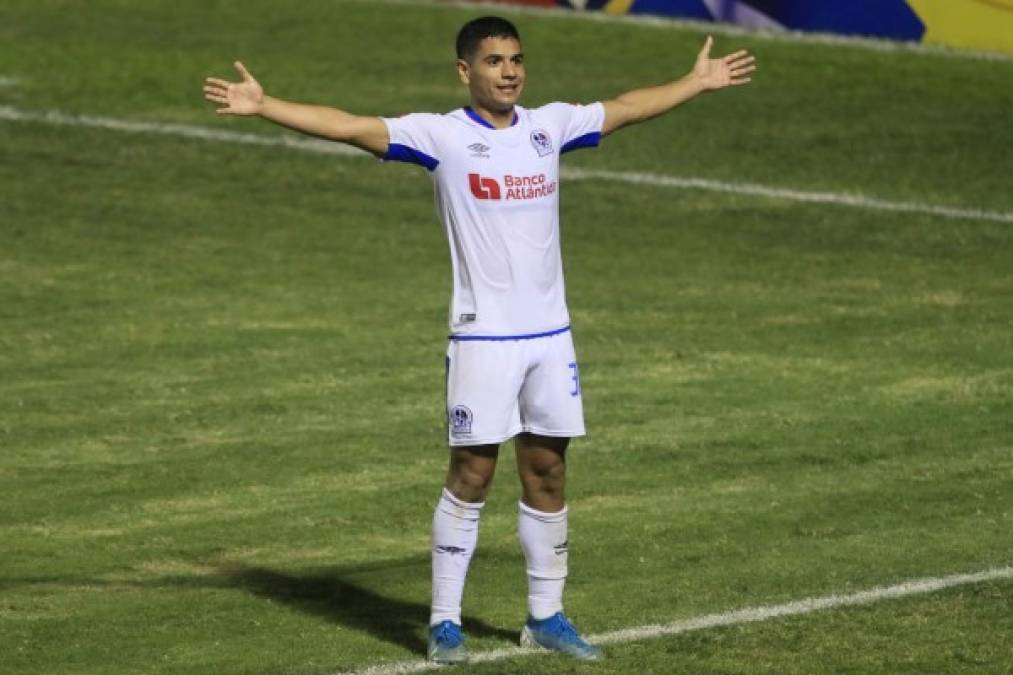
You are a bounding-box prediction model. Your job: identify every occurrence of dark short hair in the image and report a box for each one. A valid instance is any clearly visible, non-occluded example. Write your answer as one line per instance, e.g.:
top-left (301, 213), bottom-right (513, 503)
top-left (456, 16), bottom-right (521, 61)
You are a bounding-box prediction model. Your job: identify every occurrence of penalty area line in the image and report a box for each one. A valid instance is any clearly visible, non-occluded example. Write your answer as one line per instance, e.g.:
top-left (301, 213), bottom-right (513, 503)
top-left (2, 104), bottom-right (1012, 224)
top-left (345, 565), bottom-right (1013, 675)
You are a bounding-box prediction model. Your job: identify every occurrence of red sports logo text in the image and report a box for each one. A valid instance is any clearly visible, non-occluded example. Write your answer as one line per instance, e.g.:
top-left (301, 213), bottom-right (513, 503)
top-left (468, 173), bottom-right (556, 201)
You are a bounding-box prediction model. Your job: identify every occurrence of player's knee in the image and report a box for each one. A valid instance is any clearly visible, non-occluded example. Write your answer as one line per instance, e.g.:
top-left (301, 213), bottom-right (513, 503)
top-left (447, 464), bottom-right (495, 502)
top-left (521, 458), bottom-right (566, 493)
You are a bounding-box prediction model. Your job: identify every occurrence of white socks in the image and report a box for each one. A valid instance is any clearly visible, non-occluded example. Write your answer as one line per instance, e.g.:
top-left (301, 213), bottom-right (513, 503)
top-left (518, 501), bottom-right (568, 621)
top-left (430, 490), bottom-right (568, 626)
top-left (430, 488), bottom-right (484, 626)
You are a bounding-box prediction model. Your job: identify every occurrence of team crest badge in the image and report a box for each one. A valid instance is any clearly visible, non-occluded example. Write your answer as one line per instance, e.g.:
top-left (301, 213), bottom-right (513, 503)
top-left (449, 405), bottom-right (473, 435)
top-left (530, 129), bottom-right (553, 157)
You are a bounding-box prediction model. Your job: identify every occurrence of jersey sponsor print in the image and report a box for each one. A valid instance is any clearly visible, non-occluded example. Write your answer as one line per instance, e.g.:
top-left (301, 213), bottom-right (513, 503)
top-left (469, 172), bottom-right (557, 201)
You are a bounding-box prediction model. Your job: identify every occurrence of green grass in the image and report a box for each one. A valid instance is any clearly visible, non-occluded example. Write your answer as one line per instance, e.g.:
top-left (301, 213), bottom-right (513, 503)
top-left (1, 1), bottom-right (1011, 673)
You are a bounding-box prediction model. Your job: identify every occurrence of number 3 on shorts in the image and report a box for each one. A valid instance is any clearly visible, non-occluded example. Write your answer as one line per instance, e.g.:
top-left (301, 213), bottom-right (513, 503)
top-left (568, 361), bottom-right (581, 397)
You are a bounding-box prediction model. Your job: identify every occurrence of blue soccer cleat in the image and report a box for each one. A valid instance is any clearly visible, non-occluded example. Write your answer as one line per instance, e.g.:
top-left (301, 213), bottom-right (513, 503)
top-left (428, 620), bottom-right (469, 665)
top-left (520, 612), bottom-right (604, 661)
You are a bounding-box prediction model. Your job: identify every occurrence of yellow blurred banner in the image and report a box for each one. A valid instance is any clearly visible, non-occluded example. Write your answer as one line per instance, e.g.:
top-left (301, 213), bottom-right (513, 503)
top-left (908, 0), bottom-right (1013, 54)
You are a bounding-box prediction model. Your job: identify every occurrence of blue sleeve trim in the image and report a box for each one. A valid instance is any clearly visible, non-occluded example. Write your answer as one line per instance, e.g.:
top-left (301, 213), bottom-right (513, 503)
top-left (384, 143), bottom-right (439, 171)
top-left (560, 131), bottom-right (601, 155)
top-left (449, 325), bottom-right (571, 342)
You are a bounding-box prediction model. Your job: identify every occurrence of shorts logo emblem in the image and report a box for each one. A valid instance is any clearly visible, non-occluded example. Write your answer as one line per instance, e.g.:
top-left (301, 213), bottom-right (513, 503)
top-left (449, 405), bottom-right (473, 435)
top-left (530, 129), bottom-right (553, 157)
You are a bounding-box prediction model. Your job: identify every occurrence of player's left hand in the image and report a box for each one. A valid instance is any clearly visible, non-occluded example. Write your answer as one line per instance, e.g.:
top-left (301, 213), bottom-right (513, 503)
top-left (692, 36), bottom-right (756, 90)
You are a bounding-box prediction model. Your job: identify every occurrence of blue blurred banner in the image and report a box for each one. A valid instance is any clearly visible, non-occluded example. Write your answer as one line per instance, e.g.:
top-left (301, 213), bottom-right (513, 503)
top-left (556, 0), bottom-right (926, 41)
top-left (498, 1), bottom-right (1013, 54)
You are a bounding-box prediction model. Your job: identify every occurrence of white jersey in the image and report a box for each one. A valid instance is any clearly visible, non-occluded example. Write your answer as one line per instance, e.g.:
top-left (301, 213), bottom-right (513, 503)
top-left (381, 102), bottom-right (605, 338)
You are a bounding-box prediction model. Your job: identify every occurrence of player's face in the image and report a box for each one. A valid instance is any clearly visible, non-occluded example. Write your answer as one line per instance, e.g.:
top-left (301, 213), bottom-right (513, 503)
top-left (457, 37), bottom-right (525, 114)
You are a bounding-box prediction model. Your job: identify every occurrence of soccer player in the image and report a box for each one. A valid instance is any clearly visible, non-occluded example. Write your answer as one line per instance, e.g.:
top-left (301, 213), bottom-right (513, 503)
top-left (204, 15), bottom-right (754, 664)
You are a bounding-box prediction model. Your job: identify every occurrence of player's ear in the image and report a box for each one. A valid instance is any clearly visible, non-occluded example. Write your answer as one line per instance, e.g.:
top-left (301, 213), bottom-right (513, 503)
top-left (456, 59), bottom-right (471, 86)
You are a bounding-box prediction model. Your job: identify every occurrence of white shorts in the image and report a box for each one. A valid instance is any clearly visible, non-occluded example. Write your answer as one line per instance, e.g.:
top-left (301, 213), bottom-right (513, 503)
top-left (445, 326), bottom-right (586, 447)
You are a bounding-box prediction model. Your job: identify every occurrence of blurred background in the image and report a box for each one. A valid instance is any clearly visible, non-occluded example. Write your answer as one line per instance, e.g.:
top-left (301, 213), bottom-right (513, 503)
top-left (493, 0), bottom-right (1013, 54)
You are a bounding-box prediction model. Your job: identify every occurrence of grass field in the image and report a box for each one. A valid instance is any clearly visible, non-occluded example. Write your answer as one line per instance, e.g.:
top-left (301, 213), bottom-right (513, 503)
top-left (2, 1), bottom-right (1012, 673)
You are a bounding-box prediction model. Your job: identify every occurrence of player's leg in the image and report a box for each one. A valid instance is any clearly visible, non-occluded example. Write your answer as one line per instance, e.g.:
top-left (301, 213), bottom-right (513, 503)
top-left (512, 333), bottom-right (602, 660)
top-left (430, 339), bottom-right (523, 664)
top-left (513, 334), bottom-right (575, 622)
top-left (429, 444), bottom-right (498, 664)
top-left (515, 432), bottom-right (567, 512)
top-left (515, 432), bottom-right (569, 616)
top-left (445, 443), bottom-right (500, 503)
top-left (514, 434), bottom-right (601, 660)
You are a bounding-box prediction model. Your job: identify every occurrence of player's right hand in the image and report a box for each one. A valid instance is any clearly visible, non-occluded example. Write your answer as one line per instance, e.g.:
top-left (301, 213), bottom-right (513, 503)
top-left (203, 61), bottom-right (264, 115)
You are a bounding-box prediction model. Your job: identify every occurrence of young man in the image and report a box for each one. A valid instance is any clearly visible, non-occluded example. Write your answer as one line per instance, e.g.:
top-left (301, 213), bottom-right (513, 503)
top-left (204, 15), bottom-right (754, 664)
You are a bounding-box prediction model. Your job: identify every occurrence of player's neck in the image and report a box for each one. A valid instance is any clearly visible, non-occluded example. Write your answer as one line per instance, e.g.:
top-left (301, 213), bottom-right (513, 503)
top-left (468, 103), bottom-right (517, 130)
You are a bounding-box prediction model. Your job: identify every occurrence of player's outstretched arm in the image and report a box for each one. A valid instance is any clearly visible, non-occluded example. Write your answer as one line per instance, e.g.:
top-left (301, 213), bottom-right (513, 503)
top-left (601, 36), bottom-right (755, 136)
top-left (203, 61), bottom-right (389, 156)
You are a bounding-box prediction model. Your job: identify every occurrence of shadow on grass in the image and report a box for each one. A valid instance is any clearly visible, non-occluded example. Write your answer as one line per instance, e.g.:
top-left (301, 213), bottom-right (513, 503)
top-left (218, 561), bottom-right (516, 655)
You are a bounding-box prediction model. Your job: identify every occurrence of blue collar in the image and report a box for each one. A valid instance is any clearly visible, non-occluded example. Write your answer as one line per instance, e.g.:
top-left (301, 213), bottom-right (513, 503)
top-left (464, 106), bottom-right (518, 130)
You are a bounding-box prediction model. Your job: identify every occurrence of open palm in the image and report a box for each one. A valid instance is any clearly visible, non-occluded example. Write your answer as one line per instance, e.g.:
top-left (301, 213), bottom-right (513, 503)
top-left (203, 62), bottom-right (264, 115)
top-left (693, 36), bottom-right (756, 90)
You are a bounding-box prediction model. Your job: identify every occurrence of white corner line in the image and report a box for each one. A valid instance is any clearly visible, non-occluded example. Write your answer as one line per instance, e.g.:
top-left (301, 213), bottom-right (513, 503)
top-left (344, 565), bottom-right (1013, 675)
top-left (2, 104), bottom-right (1011, 225)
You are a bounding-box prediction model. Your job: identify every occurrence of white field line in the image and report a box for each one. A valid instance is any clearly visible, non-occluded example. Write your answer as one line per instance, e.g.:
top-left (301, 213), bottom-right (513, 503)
top-left (372, 0), bottom-right (1013, 63)
top-left (347, 566), bottom-right (1013, 675)
top-left (0, 76), bottom-right (19, 88)
top-left (563, 168), bottom-right (1013, 224)
top-left (0, 105), bottom-right (364, 158)
top-left (2, 104), bottom-right (1012, 225)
